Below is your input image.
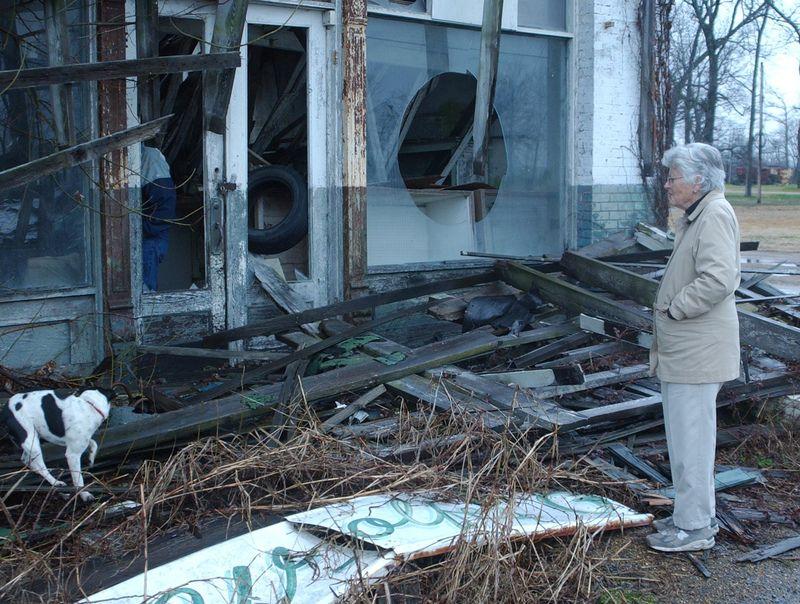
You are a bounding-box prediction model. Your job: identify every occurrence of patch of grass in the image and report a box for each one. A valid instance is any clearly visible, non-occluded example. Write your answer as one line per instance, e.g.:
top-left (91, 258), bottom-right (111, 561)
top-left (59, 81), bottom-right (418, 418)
top-left (727, 184), bottom-right (800, 206)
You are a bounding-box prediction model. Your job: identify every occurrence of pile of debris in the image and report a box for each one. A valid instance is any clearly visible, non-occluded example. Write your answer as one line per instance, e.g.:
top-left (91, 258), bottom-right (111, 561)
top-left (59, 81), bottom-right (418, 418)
top-left (1, 227), bottom-right (800, 601)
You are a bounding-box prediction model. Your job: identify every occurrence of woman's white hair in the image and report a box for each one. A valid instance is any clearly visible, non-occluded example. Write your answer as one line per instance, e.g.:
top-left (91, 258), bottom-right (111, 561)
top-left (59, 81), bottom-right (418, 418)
top-left (661, 143), bottom-right (726, 194)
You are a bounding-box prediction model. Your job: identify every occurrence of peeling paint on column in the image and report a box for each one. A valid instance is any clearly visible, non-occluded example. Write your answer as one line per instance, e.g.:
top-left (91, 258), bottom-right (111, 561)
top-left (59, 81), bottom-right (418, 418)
top-left (342, 0), bottom-right (368, 299)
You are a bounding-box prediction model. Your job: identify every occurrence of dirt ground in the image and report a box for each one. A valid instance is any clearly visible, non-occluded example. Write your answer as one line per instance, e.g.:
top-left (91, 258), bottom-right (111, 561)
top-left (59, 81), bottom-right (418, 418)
top-left (735, 204), bottom-right (800, 252)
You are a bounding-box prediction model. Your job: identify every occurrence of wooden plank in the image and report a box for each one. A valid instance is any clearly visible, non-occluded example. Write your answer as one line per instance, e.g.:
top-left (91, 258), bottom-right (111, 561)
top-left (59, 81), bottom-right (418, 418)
top-left (138, 345), bottom-right (283, 360)
top-left (557, 253), bottom-right (800, 363)
top-left (738, 310), bottom-right (800, 362)
top-left (331, 411), bottom-right (428, 440)
top-left (579, 395), bottom-right (662, 425)
top-left (716, 499), bottom-right (756, 544)
top-left (537, 341), bottom-right (636, 369)
top-left (650, 468), bottom-right (761, 500)
top-left (561, 251), bottom-right (659, 307)
top-left (320, 385), bottom-right (386, 433)
top-left (606, 443), bottom-right (670, 485)
top-left (192, 301), bottom-right (434, 402)
top-left (135, 0), bottom-right (159, 123)
top-left (579, 314), bottom-right (653, 348)
top-left (482, 366), bottom-right (585, 389)
top-left (271, 360), bottom-right (309, 441)
top-left (431, 366), bottom-right (588, 431)
top-left (496, 261), bottom-right (652, 330)
top-left (205, 0), bottom-right (248, 133)
top-left (387, 374), bottom-right (500, 416)
top-left (342, 0), bottom-right (369, 295)
top-left (0, 116), bottom-right (171, 191)
top-left (250, 254), bottom-right (319, 335)
top-left (322, 319), bottom-right (586, 431)
top-left (302, 329), bottom-right (499, 403)
top-left (532, 364), bottom-right (651, 399)
top-left (142, 385), bottom-right (185, 412)
top-left (513, 331), bottom-right (594, 368)
top-left (203, 271), bottom-right (498, 345)
top-left (585, 457), bottom-right (653, 496)
top-left (736, 535), bottom-right (800, 562)
top-left (44, 0), bottom-right (74, 147)
top-left (472, 0), bottom-right (503, 177)
top-left (0, 52), bottom-right (241, 89)
top-left (495, 322), bottom-right (579, 350)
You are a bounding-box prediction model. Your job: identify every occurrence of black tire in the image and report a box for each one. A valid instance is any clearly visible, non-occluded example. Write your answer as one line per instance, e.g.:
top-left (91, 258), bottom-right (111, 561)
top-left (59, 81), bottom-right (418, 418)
top-left (247, 165), bottom-right (308, 254)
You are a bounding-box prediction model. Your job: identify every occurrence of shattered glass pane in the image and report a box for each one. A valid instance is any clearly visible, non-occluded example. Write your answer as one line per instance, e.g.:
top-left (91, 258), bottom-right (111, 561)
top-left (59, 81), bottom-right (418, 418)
top-left (366, 19), bottom-right (566, 266)
top-left (518, 0), bottom-right (567, 31)
top-left (0, 2), bottom-right (92, 294)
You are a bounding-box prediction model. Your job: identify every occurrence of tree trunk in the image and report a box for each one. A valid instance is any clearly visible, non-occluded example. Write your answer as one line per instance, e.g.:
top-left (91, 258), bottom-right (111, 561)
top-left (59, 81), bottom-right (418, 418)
top-left (746, 12), bottom-right (768, 197)
top-left (701, 48), bottom-right (718, 143)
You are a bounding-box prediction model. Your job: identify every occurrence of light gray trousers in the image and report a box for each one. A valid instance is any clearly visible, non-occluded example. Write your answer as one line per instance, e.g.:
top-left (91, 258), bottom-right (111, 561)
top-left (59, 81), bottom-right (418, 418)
top-left (661, 381), bottom-right (721, 531)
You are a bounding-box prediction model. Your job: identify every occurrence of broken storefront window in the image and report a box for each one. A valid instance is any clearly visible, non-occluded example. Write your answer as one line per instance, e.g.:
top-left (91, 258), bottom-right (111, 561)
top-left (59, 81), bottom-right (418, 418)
top-left (146, 18), bottom-right (207, 292)
top-left (0, 3), bottom-right (92, 294)
top-left (366, 19), bottom-right (566, 266)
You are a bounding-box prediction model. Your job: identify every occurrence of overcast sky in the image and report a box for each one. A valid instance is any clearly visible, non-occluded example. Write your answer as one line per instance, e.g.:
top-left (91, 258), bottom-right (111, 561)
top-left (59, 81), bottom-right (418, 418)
top-left (769, 51), bottom-right (800, 107)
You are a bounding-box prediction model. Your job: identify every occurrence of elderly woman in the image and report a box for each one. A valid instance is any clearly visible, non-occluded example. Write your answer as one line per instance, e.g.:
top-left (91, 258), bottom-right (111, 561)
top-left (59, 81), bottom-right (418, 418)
top-left (647, 142), bottom-right (741, 553)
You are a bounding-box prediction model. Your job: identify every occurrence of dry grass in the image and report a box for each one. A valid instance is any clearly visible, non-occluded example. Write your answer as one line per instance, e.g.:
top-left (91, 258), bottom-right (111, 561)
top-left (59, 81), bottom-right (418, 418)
top-left (0, 376), bottom-right (629, 603)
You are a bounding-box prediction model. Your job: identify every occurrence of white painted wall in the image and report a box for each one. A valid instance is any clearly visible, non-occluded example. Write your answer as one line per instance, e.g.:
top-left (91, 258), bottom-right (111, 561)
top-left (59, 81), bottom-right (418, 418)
top-left (591, 0), bottom-right (642, 186)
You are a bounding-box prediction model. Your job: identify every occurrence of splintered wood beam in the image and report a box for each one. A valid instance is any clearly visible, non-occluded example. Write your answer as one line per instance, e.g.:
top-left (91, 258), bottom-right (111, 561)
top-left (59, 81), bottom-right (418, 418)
top-left (606, 443), bottom-right (670, 485)
top-left (0, 52), bottom-right (241, 90)
top-left (560, 250), bottom-right (659, 307)
top-left (205, 0), bottom-right (247, 133)
top-left (0, 116), bottom-right (171, 191)
top-left (320, 384), bottom-right (386, 433)
top-left (578, 394), bottom-right (662, 425)
top-left (496, 261), bottom-right (653, 330)
top-left (560, 251), bottom-right (800, 362)
top-left (579, 314), bottom-right (653, 348)
top-left (738, 309), bottom-right (800, 362)
top-left (472, 0), bottom-right (504, 177)
top-left (481, 365), bottom-right (585, 388)
top-left (513, 331), bottom-right (594, 368)
top-left (302, 329), bottom-right (499, 403)
top-left (321, 319), bottom-right (587, 431)
top-left (137, 345), bottom-right (283, 360)
top-left (250, 254), bottom-right (320, 335)
top-left (192, 300), bottom-right (434, 402)
top-left (44, 0), bottom-right (74, 147)
top-left (203, 271), bottom-right (498, 345)
top-left (135, 0), bottom-right (159, 123)
top-left (736, 535), bottom-right (800, 563)
top-left (532, 364), bottom-right (651, 399)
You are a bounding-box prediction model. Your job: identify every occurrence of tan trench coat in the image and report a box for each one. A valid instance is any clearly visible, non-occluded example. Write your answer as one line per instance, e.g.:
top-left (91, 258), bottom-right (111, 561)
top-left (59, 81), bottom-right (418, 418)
top-left (649, 189), bottom-right (741, 384)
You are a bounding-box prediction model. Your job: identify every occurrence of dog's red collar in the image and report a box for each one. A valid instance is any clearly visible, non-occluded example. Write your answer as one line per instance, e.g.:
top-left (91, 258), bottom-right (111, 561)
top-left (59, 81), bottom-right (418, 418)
top-left (84, 400), bottom-right (108, 421)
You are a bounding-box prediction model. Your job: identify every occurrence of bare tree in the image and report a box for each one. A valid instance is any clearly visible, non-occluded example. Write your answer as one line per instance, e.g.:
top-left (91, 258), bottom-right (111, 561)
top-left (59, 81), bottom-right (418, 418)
top-left (680, 0), bottom-right (768, 143)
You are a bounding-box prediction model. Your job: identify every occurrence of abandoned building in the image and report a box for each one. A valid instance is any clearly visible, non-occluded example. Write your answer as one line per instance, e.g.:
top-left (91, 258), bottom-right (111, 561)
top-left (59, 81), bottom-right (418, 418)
top-left (0, 0), bottom-right (654, 372)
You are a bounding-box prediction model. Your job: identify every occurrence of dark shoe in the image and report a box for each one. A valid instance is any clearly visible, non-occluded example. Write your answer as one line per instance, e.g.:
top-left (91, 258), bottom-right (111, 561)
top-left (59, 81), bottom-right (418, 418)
top-left (646, 527), bottom-right (715, 552)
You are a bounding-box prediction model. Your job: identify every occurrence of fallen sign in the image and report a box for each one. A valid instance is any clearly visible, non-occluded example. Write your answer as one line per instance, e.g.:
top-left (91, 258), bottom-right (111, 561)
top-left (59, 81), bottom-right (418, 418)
top-left (287, 491), bottom-right (652, 560)
top-left (80, 520), bottom-right (393, 604)
top-left (81, 491), bottom-right (651, 603)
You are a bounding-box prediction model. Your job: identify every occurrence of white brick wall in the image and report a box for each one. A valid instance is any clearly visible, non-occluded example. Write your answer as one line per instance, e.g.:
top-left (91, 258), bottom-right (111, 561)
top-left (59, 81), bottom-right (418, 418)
top-left (592, 0), bottom-right (642, 186)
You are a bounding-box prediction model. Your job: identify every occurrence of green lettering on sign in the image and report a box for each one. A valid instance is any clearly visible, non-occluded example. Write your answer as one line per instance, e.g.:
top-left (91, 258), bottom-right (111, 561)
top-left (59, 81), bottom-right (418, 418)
top-left (153, 587), bottom-right (204, 604)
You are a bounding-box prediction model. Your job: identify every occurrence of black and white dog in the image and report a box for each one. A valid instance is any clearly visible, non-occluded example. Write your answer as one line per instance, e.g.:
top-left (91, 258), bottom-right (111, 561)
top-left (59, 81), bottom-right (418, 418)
top-left (2, 389), bottom-right (111, 502)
